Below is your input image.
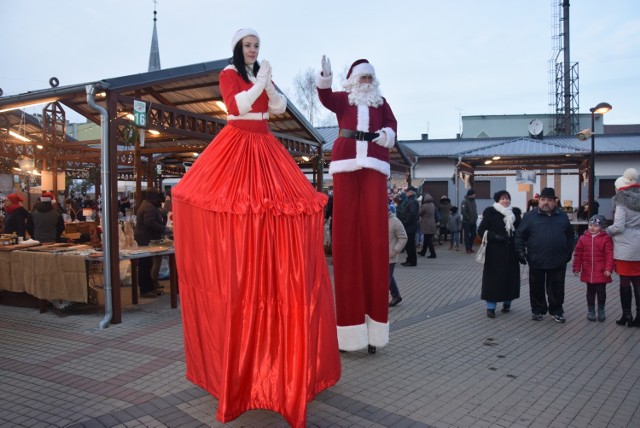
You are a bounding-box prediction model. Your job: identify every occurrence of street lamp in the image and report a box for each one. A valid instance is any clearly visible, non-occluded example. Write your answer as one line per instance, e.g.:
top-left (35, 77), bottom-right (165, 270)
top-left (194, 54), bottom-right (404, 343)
top-left (588, 102), bottom-right (613, 218)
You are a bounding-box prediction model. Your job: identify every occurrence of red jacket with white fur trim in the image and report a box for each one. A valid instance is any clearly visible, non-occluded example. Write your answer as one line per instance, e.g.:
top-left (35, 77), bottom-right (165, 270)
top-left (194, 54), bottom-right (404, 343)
top-left (318, 88), bottom-right (397, 177)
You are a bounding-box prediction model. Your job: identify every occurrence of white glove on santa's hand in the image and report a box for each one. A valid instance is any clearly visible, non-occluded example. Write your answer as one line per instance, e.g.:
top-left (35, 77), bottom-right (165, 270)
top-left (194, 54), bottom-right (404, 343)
top-left (372, 127), bottom-right (396, 148)
top-left (321, 55), bottom-right (332, 77)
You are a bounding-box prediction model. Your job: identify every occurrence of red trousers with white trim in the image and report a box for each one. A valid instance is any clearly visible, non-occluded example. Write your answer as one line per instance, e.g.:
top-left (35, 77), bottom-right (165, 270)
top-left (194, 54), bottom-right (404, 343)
top-left (332, 169), bottom-right (389, 350)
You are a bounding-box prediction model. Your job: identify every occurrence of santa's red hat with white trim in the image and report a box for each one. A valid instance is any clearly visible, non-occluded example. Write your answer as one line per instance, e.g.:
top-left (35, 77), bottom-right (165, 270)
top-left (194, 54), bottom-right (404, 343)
top-left (346, 59), bottom-right (375, 80)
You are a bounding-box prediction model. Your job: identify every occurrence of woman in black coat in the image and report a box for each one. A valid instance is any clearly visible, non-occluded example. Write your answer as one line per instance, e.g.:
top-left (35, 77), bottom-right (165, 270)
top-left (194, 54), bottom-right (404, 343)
top-left (477, 190), bottom-right (522, 318)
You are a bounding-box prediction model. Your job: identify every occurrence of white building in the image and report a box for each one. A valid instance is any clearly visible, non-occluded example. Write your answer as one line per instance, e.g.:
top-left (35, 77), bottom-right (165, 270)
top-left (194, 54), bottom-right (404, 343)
top-left (400, 115), bottom-right (640, 220)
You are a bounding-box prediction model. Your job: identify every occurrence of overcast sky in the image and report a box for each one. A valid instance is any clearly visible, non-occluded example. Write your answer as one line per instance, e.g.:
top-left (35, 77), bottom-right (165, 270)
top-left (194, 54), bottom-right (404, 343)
top-left (1, 0), bottom-right (638, 140)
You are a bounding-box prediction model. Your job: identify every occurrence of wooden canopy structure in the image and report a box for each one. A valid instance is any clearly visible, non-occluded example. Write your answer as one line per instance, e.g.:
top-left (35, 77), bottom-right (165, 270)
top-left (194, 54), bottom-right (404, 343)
top-left (0, 59), bottom-right (328, 323)
top-left (0, 59), bottom-right (326, 184)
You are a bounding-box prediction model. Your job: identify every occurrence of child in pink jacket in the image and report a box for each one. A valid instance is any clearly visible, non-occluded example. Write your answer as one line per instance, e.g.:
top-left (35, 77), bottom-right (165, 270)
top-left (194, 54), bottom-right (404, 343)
top-left (573, 215), bottom-right (614, 321)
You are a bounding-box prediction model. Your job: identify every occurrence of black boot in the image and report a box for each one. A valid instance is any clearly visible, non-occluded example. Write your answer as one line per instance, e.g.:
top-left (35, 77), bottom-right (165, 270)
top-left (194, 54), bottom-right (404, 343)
top-left (597, 304), bottom-right (606, 322)
top-left (616, 285), bottom-right (633, 326)
top-left (632, 284), bottom-right (640, 327)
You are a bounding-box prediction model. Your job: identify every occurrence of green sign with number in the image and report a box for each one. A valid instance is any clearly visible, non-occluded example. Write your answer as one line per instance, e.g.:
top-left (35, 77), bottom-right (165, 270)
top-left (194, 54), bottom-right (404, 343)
top-left (133, 100), bottom-right (146, 127)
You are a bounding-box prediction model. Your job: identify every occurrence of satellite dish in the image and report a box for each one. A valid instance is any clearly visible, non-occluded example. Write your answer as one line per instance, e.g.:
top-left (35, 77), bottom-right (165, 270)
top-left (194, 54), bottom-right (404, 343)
top-left (528, 119), bottom-right (543, 139)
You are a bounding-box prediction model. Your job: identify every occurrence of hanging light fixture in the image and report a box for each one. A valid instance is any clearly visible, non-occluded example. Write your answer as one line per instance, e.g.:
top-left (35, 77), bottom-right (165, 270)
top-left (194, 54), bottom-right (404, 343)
top-left (17, 155), bottom-right (35, 172)
top-left (9, 130), bottom-right (31, 142)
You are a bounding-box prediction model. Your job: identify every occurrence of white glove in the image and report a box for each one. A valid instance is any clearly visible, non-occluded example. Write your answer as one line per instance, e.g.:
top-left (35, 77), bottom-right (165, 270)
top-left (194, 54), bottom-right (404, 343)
top-left (372, 128), bottom-right (396, 148)
top-left (265, 79), bottom-right (278, 97)
top-left (321, 55), bottom-right (332, 77)
top-left (265, 79), bottom-right (287, 114)
top-left (264, 61), bottom-right (277, 97)
top-left (372, 130), bottom-right (387, 146)
top-left (243, 60), bottom-right (271, 109)
top-left (255, 60), bottom-right (271, 90)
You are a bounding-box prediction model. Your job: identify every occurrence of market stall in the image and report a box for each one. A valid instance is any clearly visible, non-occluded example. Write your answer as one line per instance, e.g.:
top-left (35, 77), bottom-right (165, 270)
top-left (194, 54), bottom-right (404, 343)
top-left (0, 242), bottom-right (177, 314)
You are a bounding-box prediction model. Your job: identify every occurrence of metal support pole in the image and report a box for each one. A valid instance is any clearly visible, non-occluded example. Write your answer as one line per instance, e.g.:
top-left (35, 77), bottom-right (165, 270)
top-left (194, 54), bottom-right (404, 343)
top-left (588, 111), bottom-right (595, 218)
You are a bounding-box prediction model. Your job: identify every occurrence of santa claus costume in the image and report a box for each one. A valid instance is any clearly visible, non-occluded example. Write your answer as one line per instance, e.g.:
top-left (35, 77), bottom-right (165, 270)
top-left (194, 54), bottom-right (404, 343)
top-left (317, 58), bottom-right (398, 352)
top-left (171, 29), bottom-right (340, 427)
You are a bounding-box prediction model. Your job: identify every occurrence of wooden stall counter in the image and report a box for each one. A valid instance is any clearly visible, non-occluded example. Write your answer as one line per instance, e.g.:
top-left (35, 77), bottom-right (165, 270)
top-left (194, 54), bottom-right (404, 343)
top-left (0, 243), bottom-right (178, 322)
top-left (86, 247), bottom-right (179, 318)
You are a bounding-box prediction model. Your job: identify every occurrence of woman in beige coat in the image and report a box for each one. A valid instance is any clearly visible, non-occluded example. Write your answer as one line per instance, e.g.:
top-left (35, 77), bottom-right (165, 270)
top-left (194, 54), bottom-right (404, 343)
top-left (389, 204), bottom-right (408, 306)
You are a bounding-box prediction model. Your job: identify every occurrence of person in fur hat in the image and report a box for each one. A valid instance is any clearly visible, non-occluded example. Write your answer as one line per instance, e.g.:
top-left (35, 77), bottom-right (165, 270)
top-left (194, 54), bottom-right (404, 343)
top-left (606, 167), bottom-right (640, 327)
top-left (317, 56), bottom-right (397, 353)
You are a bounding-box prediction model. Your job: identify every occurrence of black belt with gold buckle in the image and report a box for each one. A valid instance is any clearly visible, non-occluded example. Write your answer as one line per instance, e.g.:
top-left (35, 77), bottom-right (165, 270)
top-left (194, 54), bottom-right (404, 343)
top-left (339, 129), bottom-right (379, 141)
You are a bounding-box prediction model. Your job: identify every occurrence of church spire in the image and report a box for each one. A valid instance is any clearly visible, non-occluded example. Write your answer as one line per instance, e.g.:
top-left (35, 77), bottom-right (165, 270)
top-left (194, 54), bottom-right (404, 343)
top-left (148, 0), bottom-right (161, 72)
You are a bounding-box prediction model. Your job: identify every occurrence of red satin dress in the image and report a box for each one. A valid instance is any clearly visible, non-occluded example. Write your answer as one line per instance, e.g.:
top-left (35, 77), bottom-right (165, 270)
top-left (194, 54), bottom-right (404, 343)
top-left (171, 68), bottom-right (341, 427)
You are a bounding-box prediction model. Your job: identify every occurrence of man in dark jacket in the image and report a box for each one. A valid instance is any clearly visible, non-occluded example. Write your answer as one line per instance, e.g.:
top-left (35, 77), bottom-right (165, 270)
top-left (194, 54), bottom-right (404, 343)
top-left (399, 186), bottom-right (420, 266)
top-left (461, 189), bottom-right (478, 253)
top-left (134, 188), bottom-right (171, 297)
top-left (31, 191), bottom-right (64, 243)
top-left (515, 187), bottom-right (574, 323)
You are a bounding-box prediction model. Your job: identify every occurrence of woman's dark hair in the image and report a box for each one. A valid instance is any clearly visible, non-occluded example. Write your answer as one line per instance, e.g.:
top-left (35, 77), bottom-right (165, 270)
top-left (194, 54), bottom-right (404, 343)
top-left (231, 41), bottom-right (260, 84)
top-left (493, 190), bottom-right (511, 203)
top-left (450, 206), bottom-right (458, 214)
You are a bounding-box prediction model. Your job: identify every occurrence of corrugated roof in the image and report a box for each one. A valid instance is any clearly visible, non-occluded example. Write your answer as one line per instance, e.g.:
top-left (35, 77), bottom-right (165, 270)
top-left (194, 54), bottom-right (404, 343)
top-left (316, 126), bottom-right (339, 151)
top-left (400, 134), bottom-right (640, 158)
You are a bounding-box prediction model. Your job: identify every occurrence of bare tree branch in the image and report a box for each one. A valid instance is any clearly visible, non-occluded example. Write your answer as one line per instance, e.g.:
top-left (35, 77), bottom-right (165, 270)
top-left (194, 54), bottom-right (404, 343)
top-left (290, 68), bottom-right (336, 128)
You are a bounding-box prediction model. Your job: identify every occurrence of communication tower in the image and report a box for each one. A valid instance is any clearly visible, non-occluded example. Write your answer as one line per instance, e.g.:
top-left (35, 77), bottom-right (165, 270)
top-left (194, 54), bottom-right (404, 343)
top-left (548, 0), bottom-right (579, 135)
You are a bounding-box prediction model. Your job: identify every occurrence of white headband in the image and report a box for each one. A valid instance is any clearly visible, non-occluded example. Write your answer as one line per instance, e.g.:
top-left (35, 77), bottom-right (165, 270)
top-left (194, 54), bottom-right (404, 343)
top-left (230, 28), bottom-right (260, 52)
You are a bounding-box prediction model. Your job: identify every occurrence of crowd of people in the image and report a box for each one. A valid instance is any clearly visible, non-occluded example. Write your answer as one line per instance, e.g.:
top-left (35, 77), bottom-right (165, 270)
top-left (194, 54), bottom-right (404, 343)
top-left (1, 191), bottom-right (98, 243)
top-left (384, 167), bottom-right (640, 330)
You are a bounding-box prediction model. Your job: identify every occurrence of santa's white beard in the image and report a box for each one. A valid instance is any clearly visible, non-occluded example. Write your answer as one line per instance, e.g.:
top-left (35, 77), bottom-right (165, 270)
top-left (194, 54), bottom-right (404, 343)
top-left (346, 81), bottom-right (383, 107)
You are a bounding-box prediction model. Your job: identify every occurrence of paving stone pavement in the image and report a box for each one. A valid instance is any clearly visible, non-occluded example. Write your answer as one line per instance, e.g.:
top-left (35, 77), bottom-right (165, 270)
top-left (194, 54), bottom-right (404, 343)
top-left (1, 243), bottom-right (640, 427)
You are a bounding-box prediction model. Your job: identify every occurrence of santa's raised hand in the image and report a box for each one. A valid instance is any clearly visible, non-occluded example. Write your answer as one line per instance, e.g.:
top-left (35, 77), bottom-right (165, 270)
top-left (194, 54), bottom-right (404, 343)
top-left (321, 55), bottom-right (332, 77)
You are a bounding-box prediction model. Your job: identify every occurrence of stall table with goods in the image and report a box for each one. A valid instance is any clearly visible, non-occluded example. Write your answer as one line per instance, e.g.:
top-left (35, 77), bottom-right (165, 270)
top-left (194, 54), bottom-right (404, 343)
top-left (0, 237), bottom-right (177, 321)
